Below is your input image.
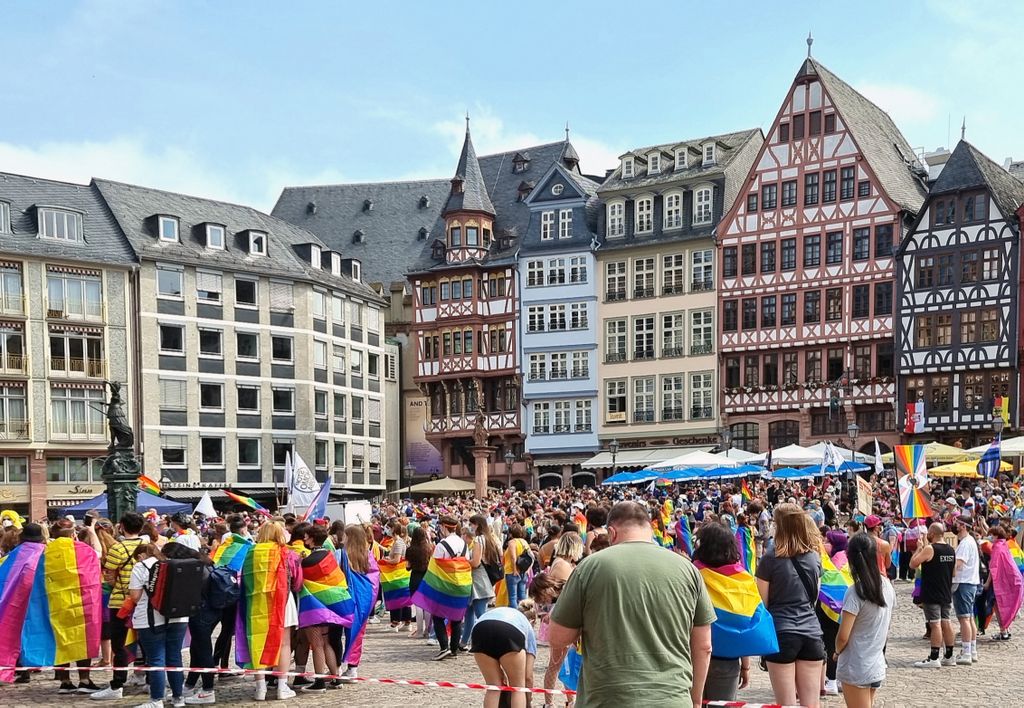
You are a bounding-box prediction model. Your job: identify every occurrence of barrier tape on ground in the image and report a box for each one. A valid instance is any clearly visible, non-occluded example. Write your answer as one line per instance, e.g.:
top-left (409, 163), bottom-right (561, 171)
top-left (0, 666), bottom-right (788, 706)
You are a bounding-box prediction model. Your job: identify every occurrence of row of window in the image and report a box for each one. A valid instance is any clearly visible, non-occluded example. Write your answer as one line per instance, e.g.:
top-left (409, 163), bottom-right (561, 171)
top-left (0, 384), bottom-right (105, 441)
top-left (776, 110), bottom-right (838, 143)
top-left (160, 435), bottom-right (380, 476)
top-left (0, 328), bottom-right (110, 379)
top-left (527, 303), bottom-right (589, 333)
top-left (419, 273), bottom-right (509, 305)
top-left (723, 283), bottom-right (893, 331)
top-left (533, 400), bottom-right (593, 434)
top-left (620, 144), bottom-right (716, 179)
top-left (932, 192), bottom-right (988, 228)
top-left (0, 265), bottom-right (104, 320)
top-left (606, 188), bottom-right (714, 237)
top-left (605, 373), bottom-right (714, 424)
top-left (526, 257), bottom-right (587, 287)
top-left (605, 311), bottom-right (714, 362)
top-left (906, 371), bottom-right (1011, 415)
top-left (723, 343), bottom-right (895, 388)
top-left (540, 209), bottom-right (574, 240)
top-left (428, 378), bottom-right (519, 417)
top-left (446, 219), bottom-right (493, 250)
top-left (915, 248), bottom-right (1002, 288)
top-left (748, 168), bottom-right (869, 214)
top-left (723, 225), bottom-right (894, 278)
top-left (727, 410), bottom-right (895, 453)
top-left (605, 251), bottom-right (714, 301)
top-left (421, 327), bottom-right (511, 359)
top-left (914, 309), bottom-right (1001, 348)
top-left (527, 351), bottom-right (591, 381)
top-left (157, 216), bottom-right (269, 256)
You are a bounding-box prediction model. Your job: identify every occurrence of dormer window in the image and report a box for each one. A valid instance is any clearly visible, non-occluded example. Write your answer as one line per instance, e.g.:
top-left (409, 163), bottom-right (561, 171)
top-left (310, 244), bottom-right (321, 269)
top-left (0, 201), bottom-right (9, 234)
top-left (205, 224), bottom-right (225, 250)
top-left (351, 261), bottom-right (362, 282)
top-left (674, 149), bottom-right (688, 170)
top-left (363, 199), bottom-right (374, 212)
top-left (249, 231), bottom-right (267, 256)
top-left (353, 229), bottom-right (365, 244)
top-left (418, 227), bottom-right (429, 240)
top-left (702, 144), bottom-right (716, 166)
top-left (38, 208), bottom-right (83, 242)
top-left (622, 157), bottom-right (635, 179)
top-left (512, 153), bottom-right (530, 173)
top-left (419, 195), bottom-right (430, 209)
top-left (431, 240), bottom-right (445, 260)
top-left (158, 216), bottom-right (179, 242)
top-left (330, 252), bottom-right (342, 276)
top-left (648, 153), bottom-right (661, 175)
top-left (517, 181), bottom-right (535, 202)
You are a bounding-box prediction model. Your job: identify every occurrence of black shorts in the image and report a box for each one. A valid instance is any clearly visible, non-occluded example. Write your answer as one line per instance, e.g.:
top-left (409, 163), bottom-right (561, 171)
top-left (763, 632), bottom-right (826, 664)
top-left (470, 620), bottom-right (526, 660)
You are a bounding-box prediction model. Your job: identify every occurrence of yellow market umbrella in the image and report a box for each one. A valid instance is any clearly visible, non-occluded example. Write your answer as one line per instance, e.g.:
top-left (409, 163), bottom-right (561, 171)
top-left (879, 441), bottom-right (976, 465)
top-left (929, 460), bottom-right (1011, 478)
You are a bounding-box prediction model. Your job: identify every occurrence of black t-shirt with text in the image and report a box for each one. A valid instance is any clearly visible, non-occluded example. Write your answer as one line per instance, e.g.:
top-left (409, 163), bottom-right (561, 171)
top-left (920, 542), bottom-right (955, 605)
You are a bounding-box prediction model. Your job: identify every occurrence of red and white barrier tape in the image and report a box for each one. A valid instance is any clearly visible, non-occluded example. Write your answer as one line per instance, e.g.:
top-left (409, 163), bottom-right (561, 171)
top-left (0, 665), bottom-right (787, 705)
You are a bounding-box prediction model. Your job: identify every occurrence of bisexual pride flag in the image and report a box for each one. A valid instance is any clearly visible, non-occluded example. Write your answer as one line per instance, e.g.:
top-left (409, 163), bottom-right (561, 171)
top-left (695, 561), bottom-right (778, 658)
top-left (377, 559), bottom-right (412, 611)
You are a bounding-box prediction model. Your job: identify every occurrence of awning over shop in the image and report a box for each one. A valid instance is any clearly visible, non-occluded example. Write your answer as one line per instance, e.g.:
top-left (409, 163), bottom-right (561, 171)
top-left (580, 446), bottom-right (714, 470)
top-left (533, 456), bottom-right (591, 468)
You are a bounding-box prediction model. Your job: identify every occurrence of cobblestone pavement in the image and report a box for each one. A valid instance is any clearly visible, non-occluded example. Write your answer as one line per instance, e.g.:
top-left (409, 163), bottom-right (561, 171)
top-left (2, 582), bottom-right (1018, 707)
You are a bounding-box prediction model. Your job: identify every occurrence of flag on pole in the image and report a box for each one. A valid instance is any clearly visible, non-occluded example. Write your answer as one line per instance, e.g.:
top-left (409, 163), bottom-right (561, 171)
top-left (904, 400), bottom-right (925, 434)
top-left (304, 475), bottom-right (333, 522)
top-left (283, 452), bottom-right (293, 506)
top-left (137, 475), bottom-right (161, 495)
top-left (873, 438), bottom-right (884, 476)
top-left (288, 451), bottom-right (320, 514)
top-left (820, 441), bottom-right (846, 476)
top-left (195, 491), bottom-right (216, 517)
top-left (977, 434), bottom-right (1002, 479)
top-left (224, 490), bottom-right (270, 515)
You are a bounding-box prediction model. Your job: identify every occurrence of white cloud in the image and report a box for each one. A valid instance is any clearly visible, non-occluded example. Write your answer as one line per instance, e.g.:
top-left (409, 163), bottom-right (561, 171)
top-left (855, 82), bottom-right (941, 126)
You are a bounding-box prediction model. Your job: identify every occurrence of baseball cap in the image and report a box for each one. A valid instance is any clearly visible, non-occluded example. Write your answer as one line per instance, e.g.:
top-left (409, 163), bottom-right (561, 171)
top-left (945, 496), bottom-right (958, 506)
top-left (864, 514), bottom-right (882, 529)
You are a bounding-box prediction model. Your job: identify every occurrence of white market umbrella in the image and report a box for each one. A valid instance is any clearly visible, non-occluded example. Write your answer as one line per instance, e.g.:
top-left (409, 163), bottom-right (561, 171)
top-left (650, 449), bottom-right (736, 471)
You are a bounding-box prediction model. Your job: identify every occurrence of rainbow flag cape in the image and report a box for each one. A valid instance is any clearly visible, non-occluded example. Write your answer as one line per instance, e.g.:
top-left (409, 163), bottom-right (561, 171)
top-left (298, 551), bottom-right (353, 628)
top-left (819, 550), bottom-right (853, 622)
top-left (212, 533), bottom-right (254, 572)
top-left (236, 543), bottom-right (289, 669)
top-left (675, 516), bottom-right (693, 556)
top-left (0, 539), bottom-right (102, 681)
top-left (741, 479), bottom-right (753, 502)
top-left (340, 550), bottom-right (380, 664)
top-left (736, 526), bottom-right (756, 574)
top-left (225, 490), bottom-right (270, 515)
top-left (137, 474), bottom-right (161, 495)
top-left (1008, 539), bottom-right (1024, 575)
top-left (651, 519), bottom-right (671, 548)
top-left (493, 577), bottom-right (509, 608)
top-left (411, 556), bottom-right (472, 621)
top-left (377, 558), bottom-right (412, 610)
top-left (695, 561), bottom-right (778, 657)
top-left (574, 511), bottom-right (587, 535)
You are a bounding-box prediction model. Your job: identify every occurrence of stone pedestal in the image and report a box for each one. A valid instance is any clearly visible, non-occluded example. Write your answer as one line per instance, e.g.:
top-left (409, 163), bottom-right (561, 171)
top-left (470, 445), bottom-right (494, 499)
top-left (103, 449), bottom-right (141, 525)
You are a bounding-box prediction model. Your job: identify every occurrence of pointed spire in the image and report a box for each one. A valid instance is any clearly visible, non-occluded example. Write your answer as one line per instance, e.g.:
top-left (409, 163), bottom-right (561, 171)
top-left (961, 116), bottom-right (966, 141)
top-left (445, 120), bottom-right (495, 216)
top-left (807, 31), bottom-right (813, 58)
top-left (565, 121), bottom-right (570, 141)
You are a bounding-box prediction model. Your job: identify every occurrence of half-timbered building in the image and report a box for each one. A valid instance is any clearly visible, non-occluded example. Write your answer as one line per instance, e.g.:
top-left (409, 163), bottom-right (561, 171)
top-left (896, 141), bottom-right (1024, 444)
top-left (717, 56), bottom-right (927, 455)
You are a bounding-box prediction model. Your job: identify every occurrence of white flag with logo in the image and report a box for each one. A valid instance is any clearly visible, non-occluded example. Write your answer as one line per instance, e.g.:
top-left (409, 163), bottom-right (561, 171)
top-left (874, 438), bottom-right (884, 476)
top-left (288, 451), bottom-right (320, 513)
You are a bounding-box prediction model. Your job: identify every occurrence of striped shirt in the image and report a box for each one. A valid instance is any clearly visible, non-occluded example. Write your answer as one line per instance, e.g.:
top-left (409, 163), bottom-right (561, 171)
top-left (104, 538), bottom-right (142, 609)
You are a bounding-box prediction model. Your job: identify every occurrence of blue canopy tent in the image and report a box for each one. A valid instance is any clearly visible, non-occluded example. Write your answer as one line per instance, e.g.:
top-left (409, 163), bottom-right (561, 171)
top-left (602, 471), bottom-right (643, 486)
top-left (796, 464), bottom-right (858, 477)
top-left (768, 467), bottom-right (820, 481)
top-left (698, 464), bottom-right (765, 480)
top-left (63, 490), bottom-right (193, 518)
top-left (662, 467), bottom-right (704, 482)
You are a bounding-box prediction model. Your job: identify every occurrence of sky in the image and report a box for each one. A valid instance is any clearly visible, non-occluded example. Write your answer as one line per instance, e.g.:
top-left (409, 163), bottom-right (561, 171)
top-left (2, 0), bottom-right (1022, 212)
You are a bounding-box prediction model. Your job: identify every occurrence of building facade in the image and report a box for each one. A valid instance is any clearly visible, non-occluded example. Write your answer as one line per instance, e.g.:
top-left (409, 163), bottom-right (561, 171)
top-left (94, 179), bottom-right (392, 503)
top-left (896, 141), bottom-right (1024, 446)
top-left (519, 163), bottom-right (601, 487)
top-left (717, 58), bottom-right (927, 455)
top-left (0, 174), bottom-right (137, 519)
top-left (594, 130), bottom-right (762, 469)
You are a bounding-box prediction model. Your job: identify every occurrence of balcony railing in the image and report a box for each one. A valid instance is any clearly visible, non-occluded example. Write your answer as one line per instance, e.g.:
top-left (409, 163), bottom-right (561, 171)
top-left (633, 409), bottom-right (655, 423)
top-left (691, 405), bottom-right (713, 420)
top-left (634, 348), bottom-right (655, 361)
top-left (527, 276), bottom-right (544, 287)
top-left (47, 305), bottom-right (103, 321)
top-left (569, 273), bottom-right (587, 284)
top-left (662, 282), bottom-right (685, 295)
top-left (662, 346), bottom-right (684, 359)
top-left (574, 423), bottom-right (592, 432)
top-left (605, 351), bottom-right (627, 363)
top-left (529, 371), bottom-right (546, 381)
top-left (0, 419), bottom-right (29, 440)
top-left (533, 425), bottom-right (549, 434)
top-left (0, 353), bottom-right (26, 373)
top-left (527, 322), bottom-right (545, 332)
top-left (605, 289), bottom-right (626, 302)
top-left (553, 424), bottom-right (571, 433)
top-left (0, 294), bottom-right (24, 315)
top-left (548, 320), bottom-right (567, 331)
top-left (691, 279), bottom-right (715, 292)
top-left (690, 343), bottom-right (713, 356)
top-left (662, 407), bottom-right (685, 421)
top-left (569, 318), bottom-right (589, 329)
top-left (49, 357), bottom-right (105, 378)
top-left (571, 367), bottom-right (589, 379)
top-left (549, 368), bottom-right (568, 380)
top-left (633, 286), bottom-right (655, 299)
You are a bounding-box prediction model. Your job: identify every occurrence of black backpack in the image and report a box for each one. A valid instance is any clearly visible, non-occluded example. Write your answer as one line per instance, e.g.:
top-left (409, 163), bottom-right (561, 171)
top-left (205, 565), bottom-right (241, 610)
top-left (145, 558), bottom-right (206, 620)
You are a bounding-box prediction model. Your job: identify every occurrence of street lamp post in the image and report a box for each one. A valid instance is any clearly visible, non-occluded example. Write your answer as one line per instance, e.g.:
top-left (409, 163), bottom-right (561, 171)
top-left (608, 438), bottom-right (620, 482)
top-left (993, 413), bottom-right (1005, 439)
top-left (847, 421), bottom-right (861, 513)
top-left (403, 463), bottom-right (415, 497)
top-left (505, 449), bottom-right (515, 490)
top-left (719, 426), bottom-right (733, 452)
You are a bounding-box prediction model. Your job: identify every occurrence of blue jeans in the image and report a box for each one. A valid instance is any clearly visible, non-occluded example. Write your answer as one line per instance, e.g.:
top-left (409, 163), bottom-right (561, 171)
top-left (138, 622), bottom-right (187, 700)
top-left (460, 597), bottom-right (491, 645)
top-left (505, 573), bottom-right (527, 608)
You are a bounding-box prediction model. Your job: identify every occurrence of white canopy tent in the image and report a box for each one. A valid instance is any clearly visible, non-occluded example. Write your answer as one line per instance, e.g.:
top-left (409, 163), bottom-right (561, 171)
top-left (806, 442), bottom-right (875, 464)
top-left (751, 443), bottom-right (820, 467)
top-left (650, 449), bottom-right (738, 471)
top-left (715, 448), bottom-right (762, 463)
top-left (966, 436), bottom-right (1024, 457)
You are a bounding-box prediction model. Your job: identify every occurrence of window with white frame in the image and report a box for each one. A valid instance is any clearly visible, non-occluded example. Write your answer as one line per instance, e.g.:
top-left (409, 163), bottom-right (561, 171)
top-left (159, 378), bottom-right (186, 410)
top-left (200, 437), bottom-right (225, 466)
top-left (309, 245), bottom-right (321, 269)
top-left (691, 248), bottom-right (714, 289)
top-left (553, 401), bottom-right (571, 432)
top-left (198, 328), bottom-right (222, 357)
top-left (269, 281), bottom-right (294, 311)
top-left (690, 310), bottom-right (713, 355)
top-left (664, 192), bottom-right (683, 229)
top-left (550, 352), bottom-right (568, 379)
top-left (351, 442), bottom-right (365, 473)
top-left (663, 253), bottom-right (685, 294)
top-left (606, 261), bottom-right (626, 300)
top-left (662, 313), bottom-right (685, 357)
top-left (0, 384), bottom-right (26, 438)
top-left (238, 438), bottom-right (261, 468)
top-left (159, 324), bottom-right (184, 353)
top-left (236, 331), bottom-right (259, 360)
top-left (607, 201), bottom-right (625, 237)
top-left (694, 187), bottom-right (713, 225)
top-left (527, 260), bottom-right (544, 287)
top-left (0, 202), bottom-right (9, 234)
top-left (674, 148), bottom-right (688, 170)
top-left (46, 270), bottom-right (102, 319)
top-left (332, 344), bottom-right (347, 372)
top-left (574, 400), bottom-right (592, 431)
top-left (606, 379), bottom-right (626, 422)
top-left (351, 261), bottom-right (361, 282)
top-left (158, 216), bottom-right (179, 242)
top-left (528, 353), bottom-right (546, 380)
top-left (157, 266), bottom-right (183, 298)
top-left (199, 382), bottom-right (223, 411)
top-left (205, 224), bottom-right (226, 250)
top-left (690, 372), bottom-right (713, 419)
top-left (633, 316), bottom-right (655, 359)
top-left (635, 197), bottom-right (653, 234)
top-left (533, 402), bottom-right (550, 434)
top-left (236, 278), bottom-right (258, 307)
top-left (249, 231), bottom-right (267, 255)
top-left (50, 386), bottom-right (104, 439)
top-left (161, 435), bottom-right (187, 467)
top-left (703, 144), bottom-right (716, 165)
top-left (541, 211), bottom-right (555, 240)
top-left (237, 385), bottom-right (260, 413)
top-left (196, 271), bottom-right (223, 302)
top-left (547, 258), bottom-right (566, 285)
top-left (648, 153), bottom-right (661, 174)
top-left (633, 257), bottom-right (655, 298)
top-left (559, 209), bottom-right (573, 239)
top-left (569, 302), bottom-right (587, 329)
top-left (350, 349), bottom-right (363, 376)
top-left (313, 339), bottom-right (327, 369)
top-left (633, 377), bottom-right (655, 422)
top-left (38, 208), bottom-right (83, 242)
top-left (333, 392), bottom-right (347, 420)
top-left (622, 157), bottom-right (634, 178)
top-left (333, 441), bottom-right (347, 482)
top-left (572, 351), bottom-right (589, 378)
top-left (527, 306), bottom-right (545, 332)
top-left (272, 387), bottom-right (295, 414)
top-left (312, 290), bottom-right (327, 319)
top-left (662, 375), bottom-right (685, 421)
top-left (569, 256), bottom-right (587, 283)
top-left (605, 319), bottom-right (626, 361)
top-left (271, 335), bottom-right (293, 362)
top-left (549, 304), bottom-right (566, 331)
top-left (348, 300), bottom-right (363, 328)
top-left (368, 444), bottom-right (381, 476)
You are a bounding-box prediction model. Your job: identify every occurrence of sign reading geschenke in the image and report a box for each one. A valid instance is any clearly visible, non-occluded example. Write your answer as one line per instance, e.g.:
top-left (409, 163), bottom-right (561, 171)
top-left (603, 434), bottom-right (721, 449)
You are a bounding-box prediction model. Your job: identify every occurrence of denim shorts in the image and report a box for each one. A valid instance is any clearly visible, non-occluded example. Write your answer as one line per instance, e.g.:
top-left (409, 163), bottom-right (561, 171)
top-left (923, 602), bottom-right (953, 623)
top-left (953, 583), bottom-right (978, 617)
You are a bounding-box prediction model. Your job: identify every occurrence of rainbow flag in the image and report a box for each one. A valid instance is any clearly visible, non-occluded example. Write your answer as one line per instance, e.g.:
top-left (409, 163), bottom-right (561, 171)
top-left (225, 490), bottom-right (270, 515)
top-left (898, 478), bottom-right (933, 519)
top-left (236, 543), bottom-right (289, 669)
top-left (137, 474), bottom-right (161, 495)
top-left (736, 526), bottom-right (756, 574)
top-left (411, 556), bottom-right (472, 621)
top-left (212, 533), bottom-right (254, 572)
top-left (493, 576), bottom-right (509, 608)
top-left (819, 550), bottom-right (853, 622)
top-left (695, 561), bottom-right (778, 657)
top-left (298, 551), bottom-right (353, 628)
top-left (574, 511), bottom-right (587, 535)
top-left (288, 540), bottom-right (311, 559)
top-left (1008, 539), bottom-right (1024, 574)
top-left (741, 479), bottom-right (753, 502)
top-left (651, 519), bottom-right (671, 548)
top-left (661, 499), bottom-right (673, 528)
top-left (377, 558), bottom-right (412, 610)
top-left (675, 516), bottom-right (693, 556)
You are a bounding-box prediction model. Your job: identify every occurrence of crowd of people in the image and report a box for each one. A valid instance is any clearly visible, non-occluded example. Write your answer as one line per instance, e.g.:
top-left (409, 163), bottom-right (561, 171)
top-left (0, 469), bottom-right (1022, 708)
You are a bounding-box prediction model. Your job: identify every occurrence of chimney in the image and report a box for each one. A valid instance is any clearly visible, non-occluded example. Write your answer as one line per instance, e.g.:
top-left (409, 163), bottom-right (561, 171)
top-left (924, 147), bottom-right (952, 182)
top-left (1004, 157), bottom-right (1024, 180)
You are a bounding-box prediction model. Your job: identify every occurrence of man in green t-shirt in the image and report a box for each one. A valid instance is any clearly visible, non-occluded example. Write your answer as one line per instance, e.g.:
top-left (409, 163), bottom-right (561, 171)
top-left (549, 501), bottom-right (715, 708)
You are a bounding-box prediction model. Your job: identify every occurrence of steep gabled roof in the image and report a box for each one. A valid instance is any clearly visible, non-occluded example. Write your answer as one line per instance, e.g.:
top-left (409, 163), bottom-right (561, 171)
top-left (804, 59), bottom-right (927, 213)
top-left (445, 127), bottom-right (495, 216)
top-left (932, 141), bottom-right (1024, 220)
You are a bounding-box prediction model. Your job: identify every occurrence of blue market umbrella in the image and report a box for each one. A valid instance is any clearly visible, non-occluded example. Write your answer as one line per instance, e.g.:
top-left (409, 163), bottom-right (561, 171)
top-left (62, 490), bottom-right (193, 518)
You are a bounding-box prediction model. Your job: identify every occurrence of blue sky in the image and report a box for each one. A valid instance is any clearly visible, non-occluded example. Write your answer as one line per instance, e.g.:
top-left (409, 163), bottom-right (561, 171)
top-left (2, 0), bottom-right (1021, 211)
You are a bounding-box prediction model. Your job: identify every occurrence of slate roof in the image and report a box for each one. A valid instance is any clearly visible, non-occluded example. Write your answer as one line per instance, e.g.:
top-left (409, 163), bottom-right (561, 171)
top-left (802, 59), bottom-right (928, 213)
top-left (0, 172), bottom-right (136, 267)
top-left (94, 178), bottom-right (378, 301)
top-left (932, 141), bottom-right (1024, 220)
top-left (445, 128), bottom-right (495, 215)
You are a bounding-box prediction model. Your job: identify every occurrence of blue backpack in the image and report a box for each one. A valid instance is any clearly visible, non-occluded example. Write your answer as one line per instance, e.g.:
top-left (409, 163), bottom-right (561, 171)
top-left (205, 565), bottom-right (241, 609)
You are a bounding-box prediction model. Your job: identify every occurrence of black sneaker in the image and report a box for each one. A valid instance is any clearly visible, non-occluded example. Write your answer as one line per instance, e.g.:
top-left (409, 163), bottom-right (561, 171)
top-left (301, 680), bottom-right (327, 693)
top-left (292, 676), bottom-right (312, 687)
top-left (267, 677), bottom-right (278, 688)
top-left (432, 649), bottom-right (452, 661)
top-left (58, 682), bottom-right (78, 694)
top-left (76, 681), bottom-right (101, 694)
top-left (14, 673), bottom-right (30, 684)
top-left (328, 679), bottom-right (344, 689)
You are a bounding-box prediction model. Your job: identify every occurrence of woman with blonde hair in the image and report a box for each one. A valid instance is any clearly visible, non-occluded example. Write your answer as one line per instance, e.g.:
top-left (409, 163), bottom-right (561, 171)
top-left (549, 532), bottom-right (583, 584)
top-left (755, 503), bottom-right (825, 708)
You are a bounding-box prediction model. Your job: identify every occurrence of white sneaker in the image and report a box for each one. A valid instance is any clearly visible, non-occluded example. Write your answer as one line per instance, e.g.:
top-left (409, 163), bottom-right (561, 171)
top-left (183, 686), bottom-right (198, 699)
top-left (132, 702), bottom-right (163, 708)
top-left (254, 681), bottom-right (267, 702)
top-left (340, 666), bottom-right (358, 683)
top-left (185, 691), bottom-right (216, 705)
top-left (90, 687), bottom-right (124, 700)
top-left (913, 657), bottom-right (941, 668)
top-left (823, 678), bottom-right (839, 695)
top-left (368, 616), bottom-right (380, 624)
top-left (972, 649), bottom-right (980, 662)
top-left (277, 684), bottom-right (297, 700)
top-left (127, 673), bottom-right (147, 687)
top-left (956, 651), bottom-right (973, 665)
top-left (940, 655), bottom-right (957, 667)
top-left (426, 638), bottom-right (439, 646)
top-left (171, 697), bottom-right (186, 708)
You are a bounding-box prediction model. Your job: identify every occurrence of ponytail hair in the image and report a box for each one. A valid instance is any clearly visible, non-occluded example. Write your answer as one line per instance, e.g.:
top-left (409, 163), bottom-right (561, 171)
top-left (846, 532), bottom-right (886, 607)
